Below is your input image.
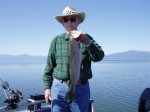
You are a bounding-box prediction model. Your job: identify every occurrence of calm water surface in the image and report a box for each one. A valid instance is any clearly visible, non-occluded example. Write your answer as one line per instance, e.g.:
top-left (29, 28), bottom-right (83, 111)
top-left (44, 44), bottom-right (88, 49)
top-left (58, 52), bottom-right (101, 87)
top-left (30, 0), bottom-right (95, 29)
top-left (0, 61), bottom-right (150, 112)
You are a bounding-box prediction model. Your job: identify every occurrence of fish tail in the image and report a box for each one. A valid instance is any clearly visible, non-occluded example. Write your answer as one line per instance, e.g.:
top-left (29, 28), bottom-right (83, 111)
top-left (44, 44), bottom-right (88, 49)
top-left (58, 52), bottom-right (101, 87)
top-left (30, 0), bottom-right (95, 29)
top-left (65, 91), bottom-right (76, 101)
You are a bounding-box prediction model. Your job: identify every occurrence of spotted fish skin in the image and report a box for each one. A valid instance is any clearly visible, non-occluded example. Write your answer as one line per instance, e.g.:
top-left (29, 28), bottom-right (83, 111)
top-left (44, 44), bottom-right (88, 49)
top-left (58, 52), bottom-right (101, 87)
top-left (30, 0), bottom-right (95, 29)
top-left (65, 37), bottom-right (81, 101)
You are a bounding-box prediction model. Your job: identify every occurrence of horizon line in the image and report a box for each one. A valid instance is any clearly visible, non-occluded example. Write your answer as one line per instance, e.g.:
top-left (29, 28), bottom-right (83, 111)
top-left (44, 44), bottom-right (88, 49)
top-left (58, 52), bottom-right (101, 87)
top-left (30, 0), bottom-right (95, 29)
top-left (0, 50), bottom-right (150, 56)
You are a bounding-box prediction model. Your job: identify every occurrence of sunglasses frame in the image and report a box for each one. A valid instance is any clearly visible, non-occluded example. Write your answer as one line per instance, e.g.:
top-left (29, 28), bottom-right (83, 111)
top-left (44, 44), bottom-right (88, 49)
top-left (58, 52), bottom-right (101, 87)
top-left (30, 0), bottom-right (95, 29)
top-left (63, 17), bottom-right (77, 23)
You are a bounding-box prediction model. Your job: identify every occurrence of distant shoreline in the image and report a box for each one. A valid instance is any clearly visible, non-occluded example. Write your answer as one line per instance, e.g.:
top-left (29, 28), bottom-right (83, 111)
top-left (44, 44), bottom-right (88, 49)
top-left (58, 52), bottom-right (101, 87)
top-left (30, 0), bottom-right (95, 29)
top-left (0, 60), bottom-right (150, 63)
top-left (0, 50), bottom-right (150, 62)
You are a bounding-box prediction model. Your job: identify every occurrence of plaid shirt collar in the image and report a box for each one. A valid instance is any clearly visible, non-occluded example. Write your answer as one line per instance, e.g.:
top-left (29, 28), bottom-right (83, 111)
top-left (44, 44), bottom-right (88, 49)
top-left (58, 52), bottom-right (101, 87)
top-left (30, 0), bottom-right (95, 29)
top-left (64, 32), bottom-right (71, 40)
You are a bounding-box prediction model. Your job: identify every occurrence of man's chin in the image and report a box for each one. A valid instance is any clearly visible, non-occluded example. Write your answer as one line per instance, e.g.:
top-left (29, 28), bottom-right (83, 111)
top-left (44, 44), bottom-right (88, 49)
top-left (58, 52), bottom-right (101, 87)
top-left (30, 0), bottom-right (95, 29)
top-left (68, 28), bottom-right (76, 32)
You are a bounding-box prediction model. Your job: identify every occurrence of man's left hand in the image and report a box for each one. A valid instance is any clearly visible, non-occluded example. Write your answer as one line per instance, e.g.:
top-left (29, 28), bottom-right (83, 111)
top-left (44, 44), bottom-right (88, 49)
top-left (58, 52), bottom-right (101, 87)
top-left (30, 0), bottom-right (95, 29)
top-left (79, 32), bottom-right (91, 46)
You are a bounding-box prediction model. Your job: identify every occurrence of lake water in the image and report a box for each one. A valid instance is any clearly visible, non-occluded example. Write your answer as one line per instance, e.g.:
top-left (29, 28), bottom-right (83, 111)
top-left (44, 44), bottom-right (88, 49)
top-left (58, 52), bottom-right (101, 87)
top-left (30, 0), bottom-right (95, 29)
top-left (0, 61), bottom-right (150, 112)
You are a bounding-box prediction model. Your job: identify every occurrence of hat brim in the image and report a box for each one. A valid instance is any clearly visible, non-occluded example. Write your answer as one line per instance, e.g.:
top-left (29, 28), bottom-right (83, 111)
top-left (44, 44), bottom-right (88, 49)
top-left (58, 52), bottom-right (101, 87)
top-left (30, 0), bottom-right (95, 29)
top-left (55, 12), bottom-right (85, 24)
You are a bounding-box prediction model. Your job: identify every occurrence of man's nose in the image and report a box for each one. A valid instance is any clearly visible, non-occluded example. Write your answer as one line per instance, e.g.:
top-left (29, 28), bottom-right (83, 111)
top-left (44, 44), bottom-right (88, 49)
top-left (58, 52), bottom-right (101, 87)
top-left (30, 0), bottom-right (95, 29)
top-left (67, 20), bottom-right (72, 24)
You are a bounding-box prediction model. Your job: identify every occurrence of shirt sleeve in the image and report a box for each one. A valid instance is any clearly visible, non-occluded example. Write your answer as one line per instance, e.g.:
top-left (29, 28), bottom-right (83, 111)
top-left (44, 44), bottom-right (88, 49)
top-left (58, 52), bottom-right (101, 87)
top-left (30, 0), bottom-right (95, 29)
top-left (86, 34), bottom-right (105, 62)
top-left (43, 39), bottom-right (56, 90)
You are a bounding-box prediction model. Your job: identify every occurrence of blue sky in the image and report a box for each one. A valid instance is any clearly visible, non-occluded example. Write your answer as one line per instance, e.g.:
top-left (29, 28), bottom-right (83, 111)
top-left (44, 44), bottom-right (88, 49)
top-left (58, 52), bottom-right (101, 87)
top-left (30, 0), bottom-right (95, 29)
top-left (0, 0), bottom-right (150, 56)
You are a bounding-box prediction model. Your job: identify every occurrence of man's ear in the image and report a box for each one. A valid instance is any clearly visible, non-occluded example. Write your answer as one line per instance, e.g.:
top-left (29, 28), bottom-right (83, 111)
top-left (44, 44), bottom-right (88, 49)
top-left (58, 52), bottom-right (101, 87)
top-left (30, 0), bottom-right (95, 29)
top-left (76, 18), bottom-right (81, 26)
top-left (60, 21), bottom-right (64, 26)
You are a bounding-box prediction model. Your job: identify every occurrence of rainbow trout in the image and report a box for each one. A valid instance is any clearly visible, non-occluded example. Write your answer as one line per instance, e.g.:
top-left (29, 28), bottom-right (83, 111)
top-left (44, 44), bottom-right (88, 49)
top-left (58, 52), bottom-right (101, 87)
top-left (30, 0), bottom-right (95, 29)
top-left (65, 30), bottom-right (82, 101)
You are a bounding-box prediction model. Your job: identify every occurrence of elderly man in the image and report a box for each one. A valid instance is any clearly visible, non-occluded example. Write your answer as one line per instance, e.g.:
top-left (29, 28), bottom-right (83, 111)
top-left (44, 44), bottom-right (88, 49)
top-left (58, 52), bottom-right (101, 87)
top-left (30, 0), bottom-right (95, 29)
top-left (43, 6), bottom-right (104, 112)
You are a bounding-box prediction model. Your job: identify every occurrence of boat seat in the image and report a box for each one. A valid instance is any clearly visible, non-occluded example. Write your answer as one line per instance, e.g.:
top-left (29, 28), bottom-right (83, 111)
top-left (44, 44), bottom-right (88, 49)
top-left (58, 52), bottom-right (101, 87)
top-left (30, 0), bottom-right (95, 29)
top-left (138, 88), bottom-right (150, 112)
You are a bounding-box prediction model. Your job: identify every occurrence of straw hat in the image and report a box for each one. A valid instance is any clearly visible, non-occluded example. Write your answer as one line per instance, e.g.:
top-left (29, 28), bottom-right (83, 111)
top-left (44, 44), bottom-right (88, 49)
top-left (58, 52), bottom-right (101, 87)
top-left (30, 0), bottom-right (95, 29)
top-left (55, 6), bottom-right (85, 24)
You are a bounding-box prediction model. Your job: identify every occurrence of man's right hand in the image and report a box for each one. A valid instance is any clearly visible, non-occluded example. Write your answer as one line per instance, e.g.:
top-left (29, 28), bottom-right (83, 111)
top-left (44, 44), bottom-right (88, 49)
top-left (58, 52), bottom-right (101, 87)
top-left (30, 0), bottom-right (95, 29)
top-left (45, 89), bottom-right (52, 103)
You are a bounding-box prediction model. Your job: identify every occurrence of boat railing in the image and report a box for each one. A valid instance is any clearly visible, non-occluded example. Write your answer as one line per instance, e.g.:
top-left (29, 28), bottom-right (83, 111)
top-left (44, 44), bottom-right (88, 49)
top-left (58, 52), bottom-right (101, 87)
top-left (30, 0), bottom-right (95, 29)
top-left (27, 95), bottom-right (94, 112)
top-left (0, 78), bottom-right (94, 112)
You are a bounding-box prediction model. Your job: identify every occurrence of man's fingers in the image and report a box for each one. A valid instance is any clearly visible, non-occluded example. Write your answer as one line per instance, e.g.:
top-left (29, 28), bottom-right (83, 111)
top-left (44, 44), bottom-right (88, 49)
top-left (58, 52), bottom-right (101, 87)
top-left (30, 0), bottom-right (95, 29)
top-left (45, 89), bottom-right (52, 103)
top-left (49, 95), bottom-right (52, 101)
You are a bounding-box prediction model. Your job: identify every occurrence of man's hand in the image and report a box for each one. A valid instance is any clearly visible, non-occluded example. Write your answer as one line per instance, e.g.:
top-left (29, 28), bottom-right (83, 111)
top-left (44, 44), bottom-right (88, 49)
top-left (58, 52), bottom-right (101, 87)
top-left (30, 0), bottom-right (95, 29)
top-left (70, 30), bottom-right (91, 45)
top-left (79, 32), bottom-right (91, 45)
top-left (45, 89), bottom-right (52, 103)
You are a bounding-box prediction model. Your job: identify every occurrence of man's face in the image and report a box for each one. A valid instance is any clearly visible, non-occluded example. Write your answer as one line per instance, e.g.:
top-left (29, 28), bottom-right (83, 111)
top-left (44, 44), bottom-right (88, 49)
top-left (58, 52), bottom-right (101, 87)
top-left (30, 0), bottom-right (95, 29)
top-left (62, 16), bottom-right (80, 32)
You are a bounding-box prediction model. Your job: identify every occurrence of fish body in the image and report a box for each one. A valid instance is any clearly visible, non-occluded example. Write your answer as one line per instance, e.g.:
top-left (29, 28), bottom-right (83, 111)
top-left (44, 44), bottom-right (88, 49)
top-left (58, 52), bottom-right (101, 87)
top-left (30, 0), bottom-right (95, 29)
top-left (65, 32), bottom-right (81, 101)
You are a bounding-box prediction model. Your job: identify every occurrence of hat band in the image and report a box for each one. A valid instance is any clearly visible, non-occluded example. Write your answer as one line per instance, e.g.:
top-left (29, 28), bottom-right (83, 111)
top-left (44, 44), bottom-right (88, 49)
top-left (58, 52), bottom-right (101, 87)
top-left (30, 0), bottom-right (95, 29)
top-left (63, 10), bottom-right (76, 16)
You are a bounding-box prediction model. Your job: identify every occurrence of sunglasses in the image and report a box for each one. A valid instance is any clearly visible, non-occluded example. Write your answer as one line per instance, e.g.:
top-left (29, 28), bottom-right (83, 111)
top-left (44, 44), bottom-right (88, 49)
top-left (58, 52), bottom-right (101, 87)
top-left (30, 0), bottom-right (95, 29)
top-left (63, 17), bottom-right (76, 22)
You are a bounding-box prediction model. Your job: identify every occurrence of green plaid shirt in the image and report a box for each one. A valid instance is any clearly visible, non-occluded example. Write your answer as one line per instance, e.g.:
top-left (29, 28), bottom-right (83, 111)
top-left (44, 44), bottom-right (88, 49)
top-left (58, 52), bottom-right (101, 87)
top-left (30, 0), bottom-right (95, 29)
top-left (43, 32), bottom-right (104, 89)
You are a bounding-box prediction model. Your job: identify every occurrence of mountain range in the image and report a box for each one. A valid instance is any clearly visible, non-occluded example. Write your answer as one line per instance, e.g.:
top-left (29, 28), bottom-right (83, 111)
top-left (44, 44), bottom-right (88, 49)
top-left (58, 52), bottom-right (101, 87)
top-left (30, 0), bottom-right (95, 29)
top-left (0, 54), bottom-right (46, 62)
top-left (0, 50), bottom-right (150, 62)
top-left (103, 50), bottom-right (150, 61)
